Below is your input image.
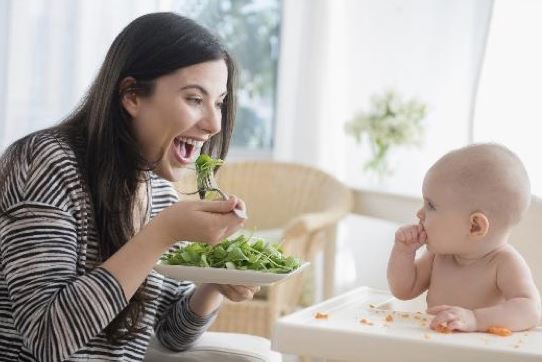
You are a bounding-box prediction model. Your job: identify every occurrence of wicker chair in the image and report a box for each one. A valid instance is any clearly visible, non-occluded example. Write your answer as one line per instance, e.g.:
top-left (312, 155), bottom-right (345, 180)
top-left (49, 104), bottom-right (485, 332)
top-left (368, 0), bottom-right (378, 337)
top-left (198, 160), bottom-right (353, 337)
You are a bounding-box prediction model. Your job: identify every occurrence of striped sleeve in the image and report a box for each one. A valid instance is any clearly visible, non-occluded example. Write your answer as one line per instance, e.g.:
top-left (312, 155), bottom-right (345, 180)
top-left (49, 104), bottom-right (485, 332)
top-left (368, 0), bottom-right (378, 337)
top-left (149, 177), bottom-right (218, 351)
top-left (0, 135), bottom-right (128, 361)
top-left (154, 282), bottom-right (218, 352)
top-left (0, 203), bottom-right (128, 362)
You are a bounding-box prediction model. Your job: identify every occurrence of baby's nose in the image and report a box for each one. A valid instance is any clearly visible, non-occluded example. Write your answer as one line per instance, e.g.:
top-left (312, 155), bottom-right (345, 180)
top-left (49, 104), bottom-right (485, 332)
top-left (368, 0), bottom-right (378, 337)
top-left (416, 208), bottom-right (424, 221)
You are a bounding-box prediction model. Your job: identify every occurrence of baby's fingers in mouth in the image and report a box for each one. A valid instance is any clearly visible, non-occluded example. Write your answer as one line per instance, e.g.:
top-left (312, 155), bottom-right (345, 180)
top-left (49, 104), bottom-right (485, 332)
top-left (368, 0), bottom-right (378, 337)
top-left (419, 230), bottom-right (427, 244)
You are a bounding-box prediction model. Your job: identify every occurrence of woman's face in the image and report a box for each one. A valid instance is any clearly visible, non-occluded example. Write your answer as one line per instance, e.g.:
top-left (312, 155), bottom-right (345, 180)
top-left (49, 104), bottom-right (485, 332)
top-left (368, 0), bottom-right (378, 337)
top-left (128, 59), bottom-right (228, 181)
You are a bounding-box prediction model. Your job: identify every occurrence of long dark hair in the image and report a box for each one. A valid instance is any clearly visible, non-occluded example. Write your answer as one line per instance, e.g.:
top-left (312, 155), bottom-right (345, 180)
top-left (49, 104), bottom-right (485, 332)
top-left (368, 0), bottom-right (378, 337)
top-left (0, 12), bottom-right (237, 342)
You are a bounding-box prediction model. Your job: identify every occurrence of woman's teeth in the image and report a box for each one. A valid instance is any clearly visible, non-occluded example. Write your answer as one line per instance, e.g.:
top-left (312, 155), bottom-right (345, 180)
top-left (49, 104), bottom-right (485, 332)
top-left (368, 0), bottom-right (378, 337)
top-left (172, 136), bottom-right (204, 164)
top-left (175, 136), bottom-right (204, 149)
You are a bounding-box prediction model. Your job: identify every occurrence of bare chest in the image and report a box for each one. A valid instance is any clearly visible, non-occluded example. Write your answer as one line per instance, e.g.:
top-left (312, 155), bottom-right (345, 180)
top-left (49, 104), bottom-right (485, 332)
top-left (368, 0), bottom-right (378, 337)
top-left (427, 255), bottom-right (504, 309)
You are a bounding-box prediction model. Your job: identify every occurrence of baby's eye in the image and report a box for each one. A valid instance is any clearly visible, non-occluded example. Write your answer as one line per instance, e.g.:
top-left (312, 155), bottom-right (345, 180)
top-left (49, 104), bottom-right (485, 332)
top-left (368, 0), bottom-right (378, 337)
top-left (426, 201), bottom-right (435, 210)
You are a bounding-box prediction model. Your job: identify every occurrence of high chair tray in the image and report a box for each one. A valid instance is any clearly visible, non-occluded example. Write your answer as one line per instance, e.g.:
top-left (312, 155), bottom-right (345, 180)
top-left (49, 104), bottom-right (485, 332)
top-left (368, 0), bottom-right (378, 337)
top-left (271, 286), bottom-right (542, 362)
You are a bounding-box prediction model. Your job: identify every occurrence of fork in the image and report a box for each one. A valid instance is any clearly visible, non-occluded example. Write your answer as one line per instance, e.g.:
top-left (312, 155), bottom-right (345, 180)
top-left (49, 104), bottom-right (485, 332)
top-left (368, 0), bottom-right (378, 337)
top-left (199, 171), bottom-right (248, 219)
top-left (197, 170), bottom-right (227, 200)
top-left (178, 167), bottom-right (247, 219)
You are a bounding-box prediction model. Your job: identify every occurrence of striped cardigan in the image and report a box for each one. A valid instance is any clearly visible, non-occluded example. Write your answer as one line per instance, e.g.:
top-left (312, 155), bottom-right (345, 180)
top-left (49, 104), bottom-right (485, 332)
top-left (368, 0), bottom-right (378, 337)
top-left (0, 131), bottom-right (214, 361)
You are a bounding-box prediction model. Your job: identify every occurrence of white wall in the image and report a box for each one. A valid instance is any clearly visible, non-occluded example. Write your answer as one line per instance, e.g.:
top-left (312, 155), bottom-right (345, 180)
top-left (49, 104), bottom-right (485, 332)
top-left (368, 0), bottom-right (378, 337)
top-left (0, 0), bottom-right (169, 149)
top-left (473, 0), bottom-right (542, 196)
top-left (275, 0), bottom-right (493, 197)
top-left (341, 0), bottom-right (492, 197)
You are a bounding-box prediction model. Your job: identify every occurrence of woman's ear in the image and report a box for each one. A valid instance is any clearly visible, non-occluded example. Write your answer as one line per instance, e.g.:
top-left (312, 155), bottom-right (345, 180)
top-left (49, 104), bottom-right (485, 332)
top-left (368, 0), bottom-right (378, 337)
top-left (469, 212), bottom-right (489, 238)
top-left (119, 77), bottom-right (140, 118)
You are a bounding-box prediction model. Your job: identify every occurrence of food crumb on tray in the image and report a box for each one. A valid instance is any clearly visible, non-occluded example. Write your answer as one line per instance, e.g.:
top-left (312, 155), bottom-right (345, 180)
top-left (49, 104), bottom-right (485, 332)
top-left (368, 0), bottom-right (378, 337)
top-left (487, 326), bottom-right (512, 337)
top-left (314, 312), bottom-right (328, 320)
top-left (434, 323), bottom-right (452, 334)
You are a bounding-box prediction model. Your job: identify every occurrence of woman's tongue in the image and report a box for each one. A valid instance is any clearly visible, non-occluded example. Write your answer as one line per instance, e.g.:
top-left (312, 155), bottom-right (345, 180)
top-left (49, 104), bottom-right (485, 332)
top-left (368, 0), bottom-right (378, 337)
top-left (173, 139), bottom-right (195, 164)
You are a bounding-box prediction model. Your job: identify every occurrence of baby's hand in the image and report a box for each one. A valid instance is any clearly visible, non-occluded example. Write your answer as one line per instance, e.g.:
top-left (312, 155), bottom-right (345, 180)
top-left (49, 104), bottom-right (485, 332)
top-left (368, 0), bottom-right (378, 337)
top-left (427, 305), bottom-right (477, 332)
top-left (394, 223), bottom-right (427, 254)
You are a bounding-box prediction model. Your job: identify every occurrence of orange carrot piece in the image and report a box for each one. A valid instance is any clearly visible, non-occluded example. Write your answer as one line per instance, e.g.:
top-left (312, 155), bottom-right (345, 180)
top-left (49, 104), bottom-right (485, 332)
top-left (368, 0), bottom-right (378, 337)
top-left (434, 323), bottom-right (452, 334)
top-left (487, 326), bottom-right (512, 337)
top-left (314, 312), bottom-right (328, 320)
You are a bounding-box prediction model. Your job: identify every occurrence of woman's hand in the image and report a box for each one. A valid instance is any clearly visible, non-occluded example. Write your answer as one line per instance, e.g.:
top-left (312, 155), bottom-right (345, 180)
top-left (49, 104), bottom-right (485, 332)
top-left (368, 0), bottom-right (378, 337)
top-left (189, 283), bottom-right (261, 317)
top-left (211, 284), bottom-right (261, 302)
top-left (149, 195), bottom-right (247, 248)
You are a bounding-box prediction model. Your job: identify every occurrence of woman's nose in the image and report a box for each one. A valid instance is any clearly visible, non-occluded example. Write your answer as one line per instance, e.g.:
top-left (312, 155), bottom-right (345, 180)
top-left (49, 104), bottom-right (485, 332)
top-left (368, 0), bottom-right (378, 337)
top-left (200, 106), bottom-right (222, 136)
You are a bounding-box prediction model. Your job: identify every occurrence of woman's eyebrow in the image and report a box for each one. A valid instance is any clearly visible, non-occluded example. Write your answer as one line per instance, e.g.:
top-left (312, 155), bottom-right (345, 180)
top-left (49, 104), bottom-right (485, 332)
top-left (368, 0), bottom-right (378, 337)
top-left (180, 84), bottom-right (227, 97)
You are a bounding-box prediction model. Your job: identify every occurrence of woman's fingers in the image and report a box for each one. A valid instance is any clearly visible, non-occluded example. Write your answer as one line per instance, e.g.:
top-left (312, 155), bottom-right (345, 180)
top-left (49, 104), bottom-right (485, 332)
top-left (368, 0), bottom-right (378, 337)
top-left (197, 198), bottom-right (237, 213)
top-left (230, 195), bottom-right (246, 211)
top-left (218, 284), bottom-right (260, 302)
top-left (194, 195), bottom-right (247, 220)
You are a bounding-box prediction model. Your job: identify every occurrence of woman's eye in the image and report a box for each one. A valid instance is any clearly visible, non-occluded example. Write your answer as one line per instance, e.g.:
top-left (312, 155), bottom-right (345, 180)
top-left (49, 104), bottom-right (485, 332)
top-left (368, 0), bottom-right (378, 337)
top-left (187, 97), bottom-right (203, 105)
top-left (215, 102), bottom-right (224, 109)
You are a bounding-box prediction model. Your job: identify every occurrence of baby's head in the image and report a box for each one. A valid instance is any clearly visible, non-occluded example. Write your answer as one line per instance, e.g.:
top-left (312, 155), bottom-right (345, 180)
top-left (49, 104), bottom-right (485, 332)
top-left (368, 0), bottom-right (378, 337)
top-left (418, 143), bottom-right (530, 256)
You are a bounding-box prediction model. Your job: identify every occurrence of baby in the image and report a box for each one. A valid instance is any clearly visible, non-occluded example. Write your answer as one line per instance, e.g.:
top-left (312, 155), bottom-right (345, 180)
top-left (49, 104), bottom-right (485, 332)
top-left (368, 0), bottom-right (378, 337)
top-left (387, 143), bottom-right (541, 332)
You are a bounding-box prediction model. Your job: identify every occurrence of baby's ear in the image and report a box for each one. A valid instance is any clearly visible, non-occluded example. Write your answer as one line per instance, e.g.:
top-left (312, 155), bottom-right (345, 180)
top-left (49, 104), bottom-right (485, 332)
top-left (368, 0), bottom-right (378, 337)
top-left (469, 212), bottom-right (489, 238)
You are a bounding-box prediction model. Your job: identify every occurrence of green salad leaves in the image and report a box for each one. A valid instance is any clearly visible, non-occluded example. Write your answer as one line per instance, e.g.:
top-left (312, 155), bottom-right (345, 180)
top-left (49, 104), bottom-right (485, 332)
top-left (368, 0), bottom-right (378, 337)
top-left (160, 234), bottom-right (302, 274)
top-left (195, 154), bottom-right (223, 199)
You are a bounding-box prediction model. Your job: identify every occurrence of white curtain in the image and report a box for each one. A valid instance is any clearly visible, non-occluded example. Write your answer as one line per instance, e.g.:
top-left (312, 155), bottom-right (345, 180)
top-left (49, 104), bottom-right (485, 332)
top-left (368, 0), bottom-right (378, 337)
top-left (473, 0), bottom-right (542, 196)
top-left (275, 0), bottom-right (494, 196)
top-left (274, 0), bottom-right (349, 176)
top-left (0, 0), bottom-right (170, 150)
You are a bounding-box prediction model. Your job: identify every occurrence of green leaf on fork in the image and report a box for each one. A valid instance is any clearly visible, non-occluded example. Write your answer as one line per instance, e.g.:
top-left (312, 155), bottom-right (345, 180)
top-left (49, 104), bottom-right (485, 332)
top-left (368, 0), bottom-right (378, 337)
top-left (195, 154), bottom-right (224, 199)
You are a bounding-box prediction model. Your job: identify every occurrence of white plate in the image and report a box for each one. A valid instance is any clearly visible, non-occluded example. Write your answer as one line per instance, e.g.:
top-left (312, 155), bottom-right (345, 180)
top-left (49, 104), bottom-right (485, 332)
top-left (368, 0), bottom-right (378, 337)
top-left (154, 262), bottom-right (310, 286)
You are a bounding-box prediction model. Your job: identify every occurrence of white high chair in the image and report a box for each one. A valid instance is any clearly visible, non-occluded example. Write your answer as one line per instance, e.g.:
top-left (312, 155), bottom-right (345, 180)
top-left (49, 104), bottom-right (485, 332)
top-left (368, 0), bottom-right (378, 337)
top-left (271, 189), bottom-right (542, 362)
top-left (508, 195), bottom-right (542, 296)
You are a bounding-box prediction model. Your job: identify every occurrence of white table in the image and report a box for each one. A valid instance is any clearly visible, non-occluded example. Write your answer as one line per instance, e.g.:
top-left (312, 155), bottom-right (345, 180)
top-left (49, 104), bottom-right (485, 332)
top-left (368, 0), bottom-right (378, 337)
top-left (272, 287), bottom-right (542, 362)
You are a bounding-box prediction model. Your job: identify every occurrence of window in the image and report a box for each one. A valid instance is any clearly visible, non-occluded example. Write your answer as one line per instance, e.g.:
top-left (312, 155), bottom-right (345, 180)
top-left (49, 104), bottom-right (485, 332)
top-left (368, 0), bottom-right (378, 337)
top-left (0, 0), bottom-right (281, 156)
top-left (176, 0), bottom-right (281, 156)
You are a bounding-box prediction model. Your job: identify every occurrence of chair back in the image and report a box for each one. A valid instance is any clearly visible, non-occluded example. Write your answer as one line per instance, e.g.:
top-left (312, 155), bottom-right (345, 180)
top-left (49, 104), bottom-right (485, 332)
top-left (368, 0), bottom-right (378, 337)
top-left (509, 195), bottom-right (542, 295)
top-left (216, 160), bottom-right (352, 231)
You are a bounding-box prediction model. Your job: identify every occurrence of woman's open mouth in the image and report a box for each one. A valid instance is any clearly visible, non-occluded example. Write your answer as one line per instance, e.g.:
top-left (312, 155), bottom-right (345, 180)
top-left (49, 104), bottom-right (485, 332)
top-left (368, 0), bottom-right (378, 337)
top-left (172, 136), bottom-right (204, 165)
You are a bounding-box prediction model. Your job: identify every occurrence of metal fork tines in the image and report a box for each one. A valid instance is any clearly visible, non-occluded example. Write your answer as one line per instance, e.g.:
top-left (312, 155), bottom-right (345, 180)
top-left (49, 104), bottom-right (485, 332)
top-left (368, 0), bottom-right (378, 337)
top-left (199, 173), bottom-right (248, 219)
top-left (199, 173), bottom-right (228, 200)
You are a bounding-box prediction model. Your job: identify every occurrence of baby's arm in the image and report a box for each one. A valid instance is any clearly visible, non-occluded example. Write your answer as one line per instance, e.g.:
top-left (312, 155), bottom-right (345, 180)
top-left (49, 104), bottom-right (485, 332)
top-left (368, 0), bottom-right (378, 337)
top-left (429, 248), bottom-right (541, 332)
top-left (387, 224), bottom-right (434, 300)
top-left (476, 248), bottom-right (541, 331)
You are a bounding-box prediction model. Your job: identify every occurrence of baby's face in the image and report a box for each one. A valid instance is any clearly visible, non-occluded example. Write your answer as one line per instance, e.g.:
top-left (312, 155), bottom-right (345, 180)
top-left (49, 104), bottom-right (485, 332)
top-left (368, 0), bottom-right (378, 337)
top-left (417, 170), bottom-right (471, 254)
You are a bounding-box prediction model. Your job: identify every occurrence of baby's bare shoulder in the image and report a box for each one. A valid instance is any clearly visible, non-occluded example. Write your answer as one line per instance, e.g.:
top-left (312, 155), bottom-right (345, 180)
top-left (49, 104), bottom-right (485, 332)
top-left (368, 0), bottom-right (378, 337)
top-left (494, 245), bottom-right (535, 284)
top-left (494, 244), bottom-right (539, 299)
top-left (493, 244), bottom-right (527, 266)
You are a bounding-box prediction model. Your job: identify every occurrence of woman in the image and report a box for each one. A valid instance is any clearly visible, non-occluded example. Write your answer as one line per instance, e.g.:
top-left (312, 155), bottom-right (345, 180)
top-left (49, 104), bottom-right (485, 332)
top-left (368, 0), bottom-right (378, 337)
top-left (0, 12), bottom-right (258, 361)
